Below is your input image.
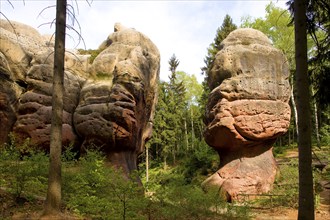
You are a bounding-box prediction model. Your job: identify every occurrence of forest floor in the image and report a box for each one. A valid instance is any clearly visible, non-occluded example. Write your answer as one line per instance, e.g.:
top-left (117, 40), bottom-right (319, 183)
top-left (1, 148), bottom-right (329, 219)
top-left (253, 148), bottom-right (330, 220)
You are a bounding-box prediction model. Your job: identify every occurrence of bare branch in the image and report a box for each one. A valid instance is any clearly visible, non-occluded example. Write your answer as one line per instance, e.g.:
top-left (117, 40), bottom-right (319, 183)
top-left (66, 24), bottom-right (86, 49)
top-left (0, 12), bottom-right (19, 41)
top-left (37, 5), bottom-right (56, 19)
top-left (66, 4), bottom-right (76, 26)
top-left (43, 50), bottom-right (55, 64)
top-left (65, 50), bottom-right (84, 64)
top-left (73, 0), bottom-right (80, 16)
top-left (45, 32), bottom-right (56, 47)
top-left (37, 18), bottom-right (56, 29)
top-left (5, 0), bottom-right (14, 9)
top-left (65, 32), bottom-right (76, 44)
top-left (86, 0), bottom-right (93, 7)
top-left (66, 5), bottom-right (79, 29)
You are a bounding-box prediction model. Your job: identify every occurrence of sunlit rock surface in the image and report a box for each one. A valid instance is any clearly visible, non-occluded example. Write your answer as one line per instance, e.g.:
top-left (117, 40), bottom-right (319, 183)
top-left (203, 28), bottom-right (291, 201)
top-left (0, 19), bottom-right (160, 179)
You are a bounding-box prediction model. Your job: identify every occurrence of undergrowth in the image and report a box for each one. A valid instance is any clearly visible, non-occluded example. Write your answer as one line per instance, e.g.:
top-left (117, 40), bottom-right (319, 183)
top-left (1, 140), bottom-right (328, 219)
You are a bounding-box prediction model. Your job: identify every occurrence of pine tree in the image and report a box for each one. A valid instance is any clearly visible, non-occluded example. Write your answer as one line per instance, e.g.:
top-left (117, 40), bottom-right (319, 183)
top-left (43, 0), bottom-right (67, 216)
top-left (201, 15), bottom-right (237, 79)
top-left (199, 15), bottom-right (237, 120)
top-left (149, 55), bottom-right (187, 166)
top-left (166, 54), bottom-right (186, 164)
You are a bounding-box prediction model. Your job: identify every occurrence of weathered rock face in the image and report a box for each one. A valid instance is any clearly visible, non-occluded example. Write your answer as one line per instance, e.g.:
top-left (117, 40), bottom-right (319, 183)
top-left (73, 24), bottom-right (160, 175)
top-left (0, 20), bottom-right (160, 178)
top-left (203, 28), bottom-right (291, 201)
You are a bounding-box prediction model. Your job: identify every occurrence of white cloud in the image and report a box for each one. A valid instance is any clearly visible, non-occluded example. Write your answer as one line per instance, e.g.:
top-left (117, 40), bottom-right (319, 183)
top-left (0, 0), bottom-right (288, 82)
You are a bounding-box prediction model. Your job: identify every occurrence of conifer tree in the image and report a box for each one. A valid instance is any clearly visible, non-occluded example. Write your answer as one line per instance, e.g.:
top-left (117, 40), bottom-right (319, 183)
top-left (149, 55), bottom-right (187, 166)
top-left (201, 15), bottom-right (237, 80)
top-left (166, 54), bottom-right (186, 164)
top-left (199, 15), bottom-right (237, 119)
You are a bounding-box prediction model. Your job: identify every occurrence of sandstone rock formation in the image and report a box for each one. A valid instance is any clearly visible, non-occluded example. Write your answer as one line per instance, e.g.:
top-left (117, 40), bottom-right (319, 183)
top-left (203, 28), bottom-right (291, 201)
top-left (0, 19), bottom-right (160, 179)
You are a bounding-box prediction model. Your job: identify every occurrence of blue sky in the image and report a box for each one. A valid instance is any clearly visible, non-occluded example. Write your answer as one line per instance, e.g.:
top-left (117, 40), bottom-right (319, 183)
top-left (0, 0), bottom-right (287, 82)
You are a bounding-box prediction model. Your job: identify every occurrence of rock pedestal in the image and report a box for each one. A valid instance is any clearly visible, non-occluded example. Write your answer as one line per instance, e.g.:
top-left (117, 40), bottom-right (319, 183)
top-left (203, 28), bottom-right (291, 201)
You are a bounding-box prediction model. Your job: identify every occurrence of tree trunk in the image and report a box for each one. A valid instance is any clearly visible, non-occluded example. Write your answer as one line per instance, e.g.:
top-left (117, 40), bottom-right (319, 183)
top-left (313, 99), bottom-right (321, 149)
top-left (291, 74), bottom-right (299, 142)
top-left (43, 0), bottom-right (67, 215)
top-left (294, 0), bottom-right (315, 219)
top-left (184, 118), bottom-right (189, 150)
top-left (288, 126), bottom-right (291, 148)
top-left (146, 144), bottom-right (149, 183)
top-left (190, 108), bottom-right (194, 148)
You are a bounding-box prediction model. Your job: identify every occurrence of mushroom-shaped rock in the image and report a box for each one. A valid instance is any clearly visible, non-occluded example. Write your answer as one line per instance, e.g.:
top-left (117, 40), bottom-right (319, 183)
top-left (203, 28), bottom-right (291, 201)
top-left (73, 25), bottom-right (160, 179)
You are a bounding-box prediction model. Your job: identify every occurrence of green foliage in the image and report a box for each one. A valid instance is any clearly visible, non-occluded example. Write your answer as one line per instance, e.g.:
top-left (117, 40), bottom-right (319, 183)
top-left (287, 0), bottom-right (330, 108)
top-left (143, 165), bottom-right (250, 220)
top-left (200, 15), bottom-right (237, 120)
top-left (95, 71), bottom-right (113, 80)
top-left (176, 71), bottom-right (203, 106)
top-left (271, 159), bottom-right (299, 208)
top-left (62, 150), bottom-right (249, 219)
top-left (180, 140), bottom-right (219, 184)
top-left (201, 14), bottom-right (237, 80)
top-left (319, 106), bottom-right (330, 145)
top-left (0, 134), bottom-right (48, 200)
top-left (63, 150), bottom-right (146, 219)
top-left (253, 150), bottom-right (328, 210)
top-left (149, 55), bottom-right (188, 166)
top-left (77, 48), bottom-right (102, 64)
top-left (241, 3), bottom-right (295, 64)
top-left (61, 143), bottom-right (78, 163)
top-left (168, 54), bottom-right (180, 74)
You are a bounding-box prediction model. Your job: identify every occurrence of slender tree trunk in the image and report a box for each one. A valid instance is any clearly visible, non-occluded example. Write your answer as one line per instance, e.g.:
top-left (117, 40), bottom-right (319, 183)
top-left (291, 74), bottom-right (299, 141)
top-left (288, 126), bottom-right (291, 148)
top-left (43, 0), bottom-right (67, 215)
top-left (146, 144), bottom-right (149, 183)
top-left (172, 143), bottom-right (176, 165)
top-left (199, 120), bottom-right (204, 138)
top-left (292, 123), bottom-right (295, 147)
top-left (313, 98), bottom-right (321, 149)
top-left (184, 118), bottom-right (189, 150)
top-left (164, 156), bottom-right (167, 170)
top-left (294, 0), bottom-right (315, 219)
top-left (190, 108), bottom-right (194, 148)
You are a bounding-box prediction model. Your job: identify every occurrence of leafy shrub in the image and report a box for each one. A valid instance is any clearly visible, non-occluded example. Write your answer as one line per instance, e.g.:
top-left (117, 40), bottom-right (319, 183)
top-left (77, 49), bottom-right (102, 64)
top-left (142, 162), bottom-right (251, 219)
top-left (180, 140), bottom-right (219, 184)
top-left (0, 135), bottom-right (48, 199)
top-left (63, 150), bottom-right (146, 219)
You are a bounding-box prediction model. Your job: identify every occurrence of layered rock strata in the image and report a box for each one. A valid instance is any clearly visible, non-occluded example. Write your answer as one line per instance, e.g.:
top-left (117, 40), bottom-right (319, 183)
top-left (0, 20), bottom-right (160, 179)
top-left (203, 28), bottom-right (291, 201)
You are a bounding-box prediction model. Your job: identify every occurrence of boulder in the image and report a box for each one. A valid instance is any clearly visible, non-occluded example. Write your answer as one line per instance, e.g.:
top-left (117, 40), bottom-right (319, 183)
top-left (203, 28), bottom-right (291, 201)
top-left (74, 26), bottom-right (160, 176)
top-left (0, 20), bottom-right (160, 180)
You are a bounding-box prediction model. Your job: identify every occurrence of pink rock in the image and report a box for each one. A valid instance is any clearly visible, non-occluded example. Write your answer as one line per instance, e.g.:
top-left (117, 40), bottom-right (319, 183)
top-left (0, 20), bottom-right (160, 181)
top-left (203, 28), bottom-right (291, 201)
